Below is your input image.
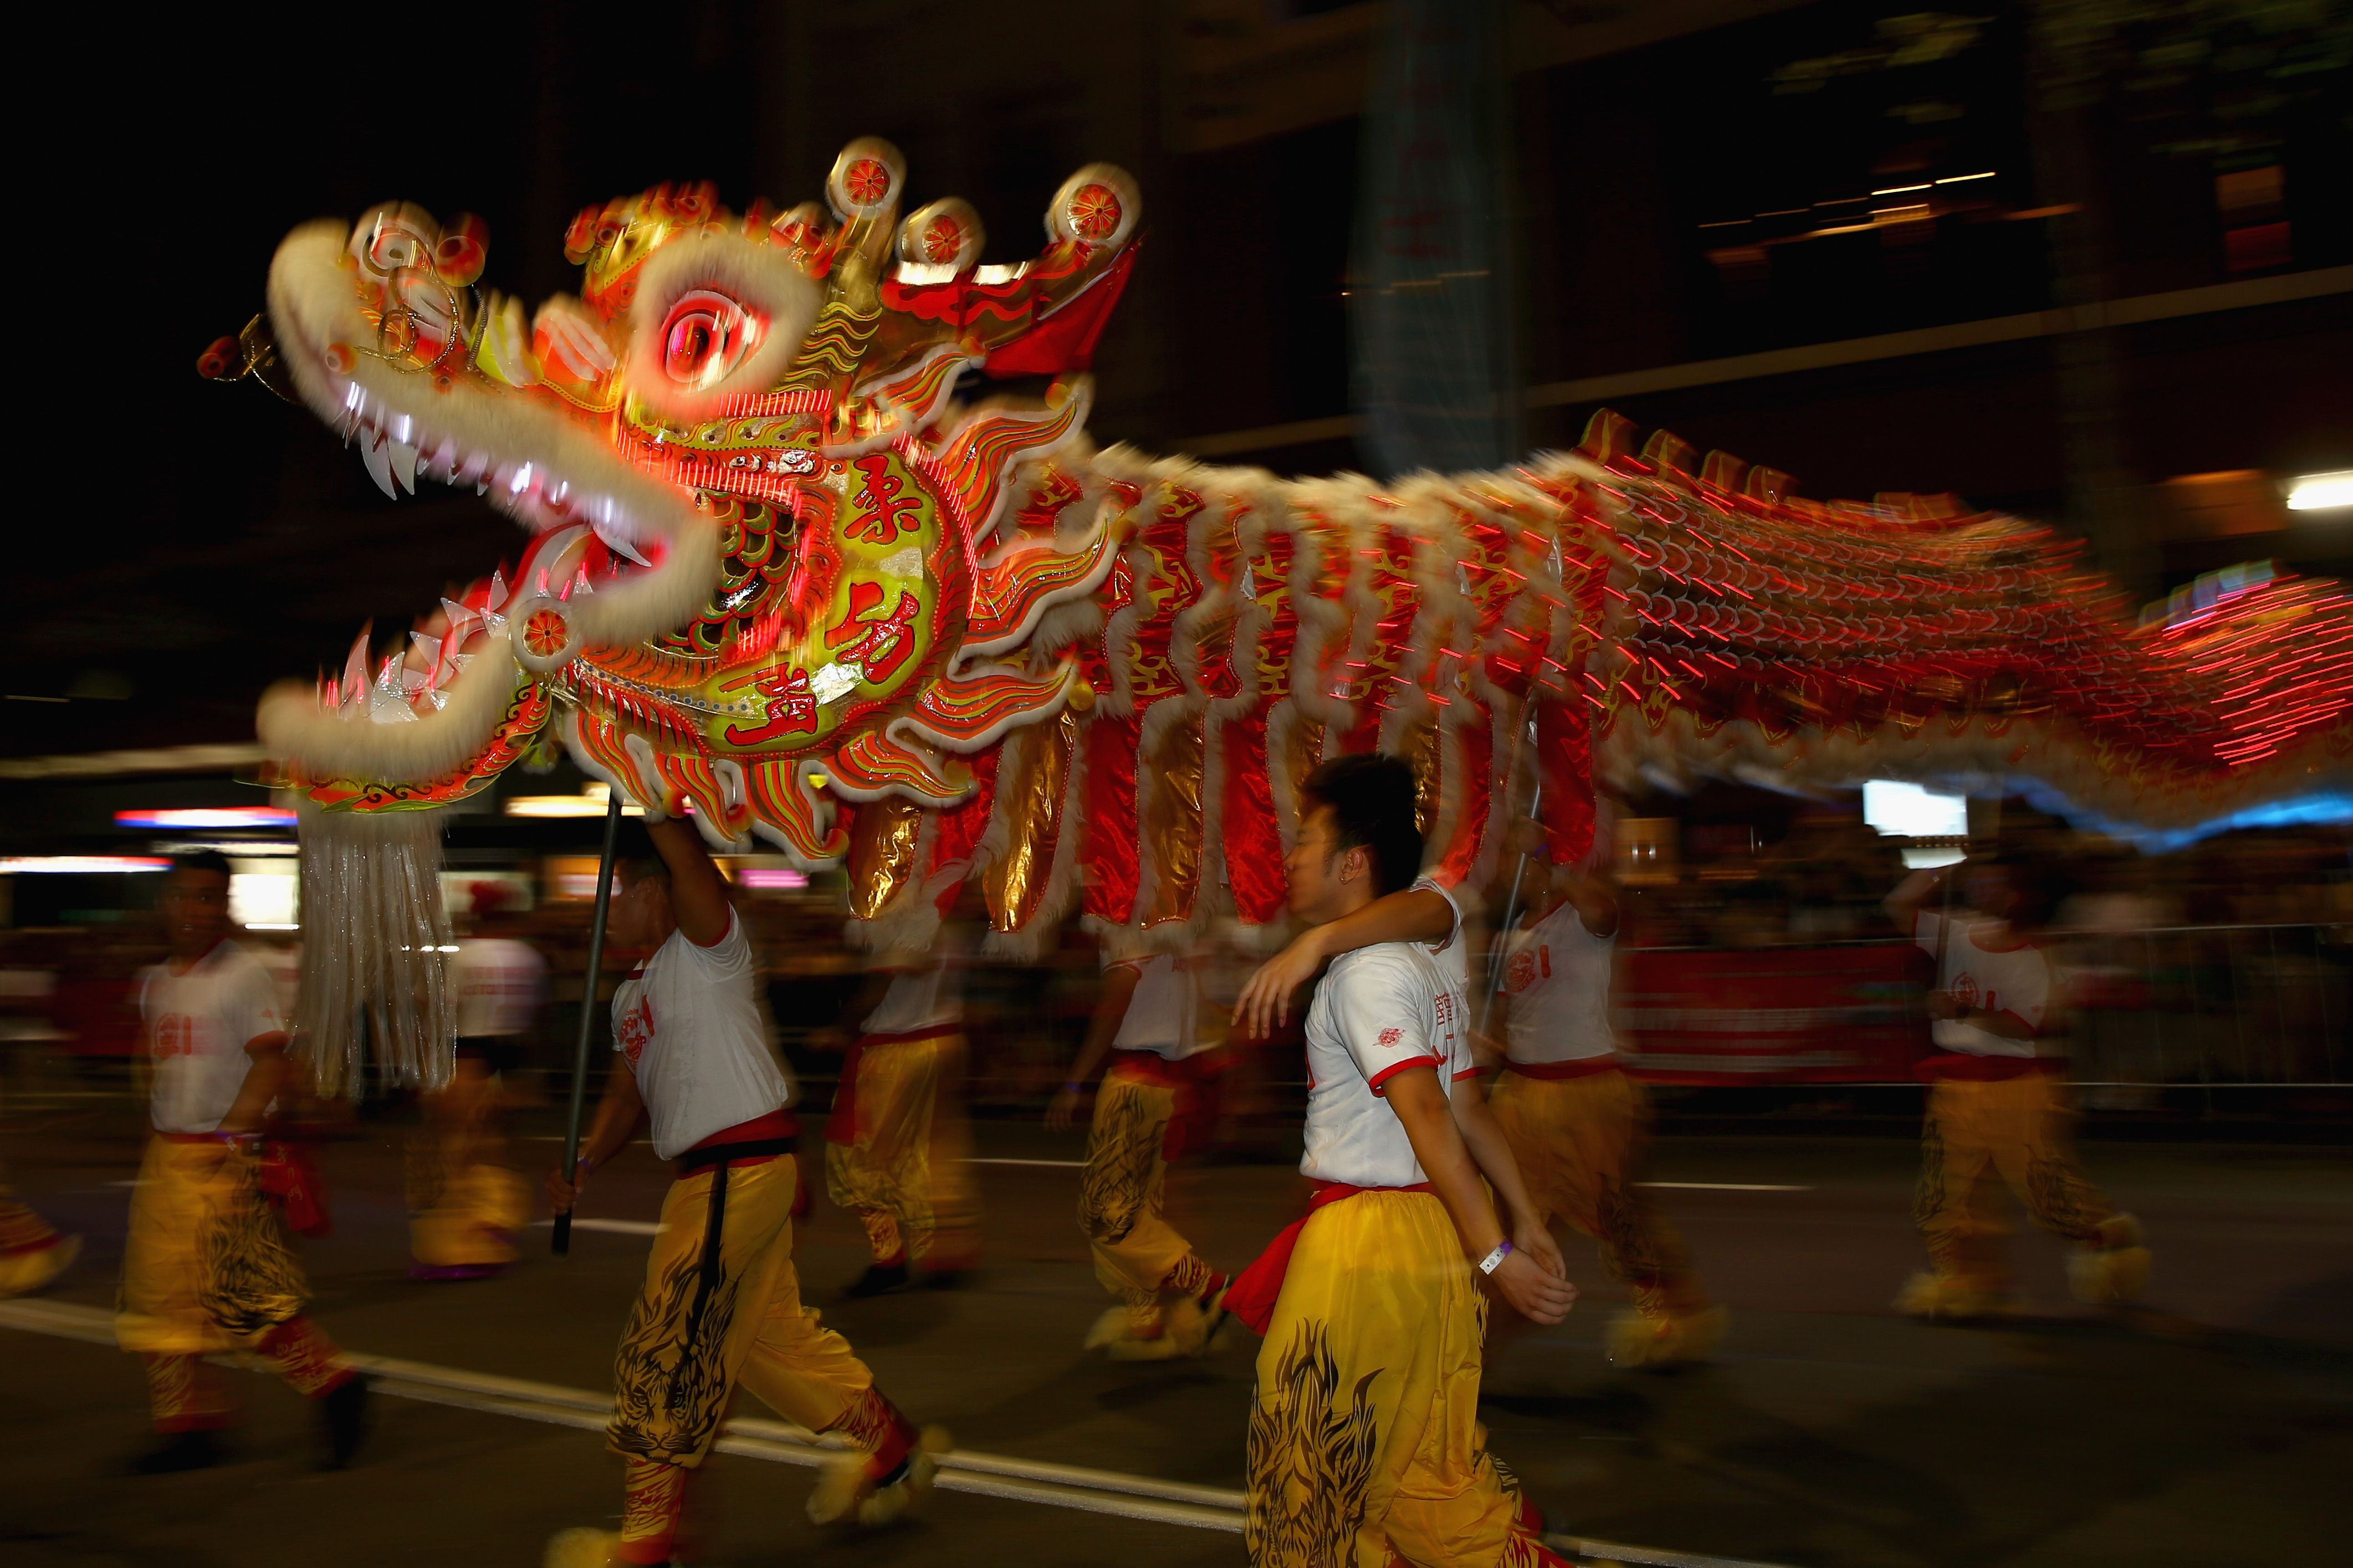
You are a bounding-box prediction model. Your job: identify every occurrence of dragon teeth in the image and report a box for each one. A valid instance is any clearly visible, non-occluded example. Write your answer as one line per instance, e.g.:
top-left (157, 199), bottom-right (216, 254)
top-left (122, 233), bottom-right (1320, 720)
top-left (594, 520), bottom-right (653, 567)
top-left (360, 432), bottom-right (399, 500)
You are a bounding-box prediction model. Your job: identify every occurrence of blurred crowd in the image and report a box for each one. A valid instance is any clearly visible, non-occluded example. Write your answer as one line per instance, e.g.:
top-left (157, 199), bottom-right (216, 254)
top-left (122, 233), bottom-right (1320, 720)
top-left (1, 806), bottom-right (2346, 1113)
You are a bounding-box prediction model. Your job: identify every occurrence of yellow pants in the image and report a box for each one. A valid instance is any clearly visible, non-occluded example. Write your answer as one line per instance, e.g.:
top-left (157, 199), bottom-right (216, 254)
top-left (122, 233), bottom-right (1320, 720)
top-left (610, 1154), bottom-right (879, 1468)
top-left (1488, 1065), bottom-right (1707, 1323)
top-left (409, 1060), bottom-right (529, 1270)
top-left (116, 1136), bottom-right (311, 1355)
top-left (1916, 1071), bottom-right (2114, 1294)
top-left (114, 1136), bottom-right (350, 1429)
top-left (824, 1031), bottom-right (980, 1269)
top-left (1080, 1059), bottom-right (1212, 1331)
top-left (1247, 1191), bottom-right (1560, 1568)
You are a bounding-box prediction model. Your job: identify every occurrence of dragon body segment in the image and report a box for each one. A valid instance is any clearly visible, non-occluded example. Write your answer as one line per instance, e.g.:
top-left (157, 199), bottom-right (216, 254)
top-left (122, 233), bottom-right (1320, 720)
top-left (222, 139), bottom-right (2352, 1085)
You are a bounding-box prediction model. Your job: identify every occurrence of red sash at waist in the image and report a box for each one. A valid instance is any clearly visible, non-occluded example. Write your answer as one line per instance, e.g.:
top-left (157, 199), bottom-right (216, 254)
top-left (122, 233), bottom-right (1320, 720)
top-left (153, 1133), bottom-right (333, 1237)
top-left (1916, 1053), bottom-right (2063, 1083)
top-left (1108, 1048), bottom-right (1231, 1162)
top-left (679, 1108), bottom-right (799, 1175)
top-left (823, 1026), bottom-right (961, 1145)
top-left (1503, 1055), bottom-right (1619, 1081)
top-left (1225, 1179), bottom-right (1436, 1336)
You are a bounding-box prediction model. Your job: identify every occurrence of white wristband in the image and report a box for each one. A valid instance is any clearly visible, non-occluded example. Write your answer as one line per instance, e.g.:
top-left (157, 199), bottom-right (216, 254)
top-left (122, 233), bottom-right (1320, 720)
top-left (1477, 1239), bottom-right (1514, 1275)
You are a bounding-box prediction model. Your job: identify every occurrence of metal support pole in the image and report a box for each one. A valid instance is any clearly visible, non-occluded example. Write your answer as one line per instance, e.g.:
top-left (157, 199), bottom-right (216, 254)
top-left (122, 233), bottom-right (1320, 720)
top-left (553, 793), bottom-right (625, 1257)
top-left (1479, 775), bottom-right (1543, 1037)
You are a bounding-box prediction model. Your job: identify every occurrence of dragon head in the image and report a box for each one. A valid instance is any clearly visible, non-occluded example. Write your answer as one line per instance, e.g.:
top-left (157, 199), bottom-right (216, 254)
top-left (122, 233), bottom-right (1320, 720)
top-left (228, 138), bottom-right (1140, 860)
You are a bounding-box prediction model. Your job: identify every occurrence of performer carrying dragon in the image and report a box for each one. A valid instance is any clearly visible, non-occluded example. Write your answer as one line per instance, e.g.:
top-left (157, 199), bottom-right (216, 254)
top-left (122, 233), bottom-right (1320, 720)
top-left (205, 136), bottom-right (2351, 1565)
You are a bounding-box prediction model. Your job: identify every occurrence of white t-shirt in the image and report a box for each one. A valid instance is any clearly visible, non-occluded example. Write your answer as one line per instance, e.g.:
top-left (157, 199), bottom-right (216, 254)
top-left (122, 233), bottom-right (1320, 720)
top-left (860, 929), bottom-right (966, 1035)
top-left (1106, 952), bottom-right (1213, 1060)
top-left (454, 937), bottom-right (546, 1037)
top-left (1412, 875), bottom-right (1471, 990)
top-left (612, 911), bottom-right (794, 1159)
top-left (138, 940), bottom-right (285, 1135)
top-left (1300, 942), bottom-right (1476, 1188)
top-left (1501, 900), bottom-right (1616, 1063)
top-left (1914, 910), bottom-right (2050, 1059)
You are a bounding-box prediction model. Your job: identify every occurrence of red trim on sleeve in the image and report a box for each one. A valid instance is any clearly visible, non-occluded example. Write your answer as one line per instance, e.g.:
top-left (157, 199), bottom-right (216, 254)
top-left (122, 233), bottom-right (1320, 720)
top-left (1451, 1065), bottom-right (1484, 1081)
top-left (1366, 1054), bottom-right (1443, 1096)
top-left (686, 908), bottom-right (740, 950)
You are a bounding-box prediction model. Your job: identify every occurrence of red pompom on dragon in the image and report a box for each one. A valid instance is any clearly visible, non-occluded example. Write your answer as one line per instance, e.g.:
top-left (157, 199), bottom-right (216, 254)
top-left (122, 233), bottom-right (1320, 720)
top-left (207, 137), bottom-right (2352, 1093)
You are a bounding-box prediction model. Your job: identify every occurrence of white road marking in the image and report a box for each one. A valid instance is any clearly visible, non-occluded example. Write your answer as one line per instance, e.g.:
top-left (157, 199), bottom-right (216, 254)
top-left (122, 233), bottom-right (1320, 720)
top-left (526, 1218), bottom-right (663, 1235)
top-left (1638, 1182), bottom-right (1813, 1192)
top-left (0, 1300), bottom-right (1794, 1565)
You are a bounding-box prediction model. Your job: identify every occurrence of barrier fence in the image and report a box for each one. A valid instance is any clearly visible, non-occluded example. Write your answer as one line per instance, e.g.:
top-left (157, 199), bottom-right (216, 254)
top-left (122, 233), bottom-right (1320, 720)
top-left (1614, 924), bottom-right (2349, 1088)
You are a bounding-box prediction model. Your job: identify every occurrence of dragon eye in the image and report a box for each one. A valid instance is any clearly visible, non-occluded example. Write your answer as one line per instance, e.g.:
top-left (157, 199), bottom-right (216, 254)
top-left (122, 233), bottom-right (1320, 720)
top-left (658, 289), bottom-right (762, 390)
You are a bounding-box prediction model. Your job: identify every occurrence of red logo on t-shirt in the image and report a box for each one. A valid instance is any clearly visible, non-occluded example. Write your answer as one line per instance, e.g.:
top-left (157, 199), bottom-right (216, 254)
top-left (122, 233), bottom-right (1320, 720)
top-left (1378, 1027), bottom-right (1403, 1047)
top-left (617, 994), bottom-right (654, 1066)
top-left (1949, 972), bottom-right (1980, 1010)
top-left (152, 1014), bottom-right (193, 1060)
top-left (1434, 992), bottom-right (1455, 1026)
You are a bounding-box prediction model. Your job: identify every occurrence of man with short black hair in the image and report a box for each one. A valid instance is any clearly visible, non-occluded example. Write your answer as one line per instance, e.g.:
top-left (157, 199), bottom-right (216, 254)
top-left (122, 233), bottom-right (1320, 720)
top-left (546, 818), bottom-right (939, 1567)
top-left (116, 851), bottom-right (367, 1472)
top-left (1229, 755), bottom-right (1576, 1567)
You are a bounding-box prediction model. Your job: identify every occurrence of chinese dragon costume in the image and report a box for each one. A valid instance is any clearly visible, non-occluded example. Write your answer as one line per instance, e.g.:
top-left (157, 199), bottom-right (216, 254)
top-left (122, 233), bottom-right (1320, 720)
top-left (208, 138), bottom-right (2353, 1093)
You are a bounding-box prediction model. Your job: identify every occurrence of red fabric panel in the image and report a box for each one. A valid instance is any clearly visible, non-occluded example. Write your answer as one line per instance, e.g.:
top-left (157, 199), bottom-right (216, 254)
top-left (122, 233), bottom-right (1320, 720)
top-left (255, 1141), bottom-right (331, 1238)
top-left (1225, 1180), bottom-right (1435, 1335)
top-left (1080, 713), bottom-right (1142, 923)
top-left (1435, 706), bottom-right (1493, 888)
top-left (1221, 705), bottom-right (1286, 926)
top-left (1534, 696), bottom-right (1594, 865)
top-left (983, 249), bottom-right (1137, 377)
top-left (930, 746), bottom-right (1001, 877)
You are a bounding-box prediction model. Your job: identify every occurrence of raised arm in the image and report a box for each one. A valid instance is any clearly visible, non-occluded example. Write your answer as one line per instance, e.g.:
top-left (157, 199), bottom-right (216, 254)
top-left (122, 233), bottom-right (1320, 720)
top-left (1884, 862), bottom-right (1951, 931)
top-left (1554, 867), bottom-right (1620, 940)
top-left (1386, 1068), bottom-right (1575, 1325)
top-left (1235, 887), bottom-right (1456, 1039)
top-left (1046, 961), bottom-right (1142, 1131)
top-left (647, 816), bottom-right (733, 947)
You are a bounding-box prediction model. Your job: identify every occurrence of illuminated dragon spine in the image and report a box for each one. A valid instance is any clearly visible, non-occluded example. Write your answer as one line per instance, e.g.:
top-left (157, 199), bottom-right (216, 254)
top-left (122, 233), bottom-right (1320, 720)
top-left (219, 139), bottom-right (2353, 1090)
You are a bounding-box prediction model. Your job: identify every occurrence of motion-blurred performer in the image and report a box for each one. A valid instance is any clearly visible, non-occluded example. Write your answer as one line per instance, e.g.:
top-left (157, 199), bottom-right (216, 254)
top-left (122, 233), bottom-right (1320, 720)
top-left (115, 852), bottom-right (369, 1473)
top-left (546, 819), bottom-right (942, 1568)
top-left (1239, 822), bottom-right (1723, 1367)
top-left (408, 885), bottom-right (542, 1279)
top-left (1226, 756), bottom-right (1576, 1567)
top-left (0, 1182), bottom-right (78, 1296)
top-left (821, 896), bottom-right (981, 1297)
top-left (1047, 945), bottom-right (1230, 1359)
top-left (1886, 853), bottom-right (2151, 1319)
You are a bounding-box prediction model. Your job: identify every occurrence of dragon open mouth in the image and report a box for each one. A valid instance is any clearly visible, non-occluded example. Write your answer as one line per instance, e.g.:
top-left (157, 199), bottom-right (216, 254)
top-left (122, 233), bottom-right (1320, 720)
top-left (252, 213), bottom-right (725, 788)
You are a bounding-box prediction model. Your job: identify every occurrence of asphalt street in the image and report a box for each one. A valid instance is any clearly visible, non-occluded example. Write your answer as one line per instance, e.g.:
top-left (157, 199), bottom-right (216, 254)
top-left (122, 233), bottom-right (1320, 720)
top-left (2, 1094), bottom-right (2347, 1567)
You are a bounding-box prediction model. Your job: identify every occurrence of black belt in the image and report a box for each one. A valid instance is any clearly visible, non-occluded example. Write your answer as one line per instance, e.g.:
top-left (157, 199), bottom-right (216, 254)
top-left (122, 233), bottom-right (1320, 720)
top-left (674, 1136), bottom-right (795, 1176)
top-left (667, 1139), bottom-right (796, 1398)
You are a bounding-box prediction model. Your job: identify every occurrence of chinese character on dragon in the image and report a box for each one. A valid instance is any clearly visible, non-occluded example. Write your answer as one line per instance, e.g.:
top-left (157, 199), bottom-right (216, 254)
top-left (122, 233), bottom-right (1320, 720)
top-left (206, 137), bottom-right (2353, 1094)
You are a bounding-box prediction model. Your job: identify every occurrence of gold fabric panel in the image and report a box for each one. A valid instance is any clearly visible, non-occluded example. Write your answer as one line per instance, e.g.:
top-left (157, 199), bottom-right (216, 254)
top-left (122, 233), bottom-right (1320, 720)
top-left (984, 707), bottom-right (1079, 934)
top-left (1140, 711), bottom-right (1208, 927)
top-left (1399, 716), bottom-right (1440, 834)
top-left (846, 797), bottom-right (924, 920)
top-left (1284, 716), bottom-right (1327, 822)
